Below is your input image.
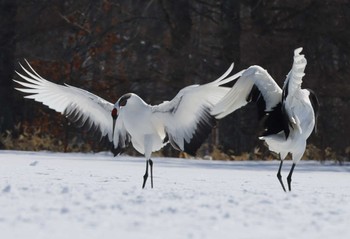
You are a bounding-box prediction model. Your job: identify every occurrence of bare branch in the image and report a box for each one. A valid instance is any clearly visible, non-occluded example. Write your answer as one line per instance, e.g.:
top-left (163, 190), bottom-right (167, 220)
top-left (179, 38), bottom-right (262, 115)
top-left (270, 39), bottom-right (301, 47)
top-left (58, 12), bottom-right (91, 34)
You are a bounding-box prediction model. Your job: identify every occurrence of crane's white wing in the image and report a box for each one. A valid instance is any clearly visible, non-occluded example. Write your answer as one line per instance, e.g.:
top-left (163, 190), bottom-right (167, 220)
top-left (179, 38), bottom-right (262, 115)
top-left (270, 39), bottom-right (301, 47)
top-left (282, 48), bottom-right (307, 100)
top-left (152, 64), bottom-right (242, 155)
top-left (13, 60), bottom-right (114, 142)
top-left (282, 47), bottom-right (308, 135)
top-left (212, 65), bottom-right (282, 119)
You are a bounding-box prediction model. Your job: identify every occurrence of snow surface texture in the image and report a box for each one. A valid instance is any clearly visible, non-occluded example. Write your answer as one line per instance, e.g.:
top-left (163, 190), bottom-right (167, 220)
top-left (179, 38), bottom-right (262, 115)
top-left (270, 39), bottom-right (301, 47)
top-left (0, 150), bottom-right (350, 239)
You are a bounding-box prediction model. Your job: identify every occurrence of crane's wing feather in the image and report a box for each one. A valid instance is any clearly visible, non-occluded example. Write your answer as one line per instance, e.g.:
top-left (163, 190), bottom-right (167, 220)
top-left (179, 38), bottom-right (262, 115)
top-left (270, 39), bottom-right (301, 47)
top-left (212, 65), bottom-right (283, 119)
top-left (152, 64), bottom-right (242, 155)
top-left (14, 60), bottom-right (115, 142)
top-left (282, 48), bottom-right (308, 137)
top-left (282, 48), bottom-right (307, 101)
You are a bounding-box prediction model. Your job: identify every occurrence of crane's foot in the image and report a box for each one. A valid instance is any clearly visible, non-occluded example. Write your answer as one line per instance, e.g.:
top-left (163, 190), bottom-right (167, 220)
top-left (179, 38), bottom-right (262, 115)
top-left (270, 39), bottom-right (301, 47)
top-left (142, 159), bottom-right (154, 189)
top-left (287, 163), bottom-right (296, 191)
top-left (142, 159), bottom-right (149, 189)
top-left (149, 159), bottom-right (153, 189)
top-left (277, 171), bottom-right (286, 192)
top-left (277, 160), bottom-right (286, 192)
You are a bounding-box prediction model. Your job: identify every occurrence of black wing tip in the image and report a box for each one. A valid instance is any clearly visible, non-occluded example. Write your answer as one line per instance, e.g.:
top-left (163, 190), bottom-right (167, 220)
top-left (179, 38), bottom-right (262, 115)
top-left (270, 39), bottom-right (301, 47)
top-left (282, 78), bottom-right (290, 101)
top-left (111, 146), bottom-right (123, 156)
top-left (260, 102), bottom-right (289, 138)
top-left (247, 84), bottom-right (270, 121)
top-left (307, 89), bottom-right (319, 115)
top-left (111, 133), bottom-right (131, 157)
top-left (183, 108), bottom-right (217, 156)
top-left (246, 84), bottom-right (261, 103)
top-left (307, 89), bottom-right (319, 134)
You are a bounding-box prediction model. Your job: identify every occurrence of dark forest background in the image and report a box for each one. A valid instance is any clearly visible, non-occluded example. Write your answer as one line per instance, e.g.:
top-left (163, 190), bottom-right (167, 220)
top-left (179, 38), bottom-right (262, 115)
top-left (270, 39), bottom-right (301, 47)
top-left (0, 0), bottom-right (349, 160)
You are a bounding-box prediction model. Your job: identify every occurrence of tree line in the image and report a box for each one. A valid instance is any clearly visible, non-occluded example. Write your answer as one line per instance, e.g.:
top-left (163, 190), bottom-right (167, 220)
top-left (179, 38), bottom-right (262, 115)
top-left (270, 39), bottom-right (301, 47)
top-left (0, 0), bottom-right (349, 160)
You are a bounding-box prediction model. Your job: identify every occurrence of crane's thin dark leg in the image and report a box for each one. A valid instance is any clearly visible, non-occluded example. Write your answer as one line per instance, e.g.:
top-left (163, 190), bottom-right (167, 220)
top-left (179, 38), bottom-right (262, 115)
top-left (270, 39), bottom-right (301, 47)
top-left (277, 157), bottom-right (286, 192)
top-left (142, 160), bottom-right (149, 189)
top-left (149, 159), bottom-right (153, 189)
top-left (287, 163), bottom-right (296, 191)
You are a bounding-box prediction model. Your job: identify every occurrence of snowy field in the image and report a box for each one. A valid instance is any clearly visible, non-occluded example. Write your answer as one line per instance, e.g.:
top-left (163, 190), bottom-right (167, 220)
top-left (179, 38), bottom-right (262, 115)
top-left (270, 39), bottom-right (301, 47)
top-left (0, 150), bottom-right (349, 239)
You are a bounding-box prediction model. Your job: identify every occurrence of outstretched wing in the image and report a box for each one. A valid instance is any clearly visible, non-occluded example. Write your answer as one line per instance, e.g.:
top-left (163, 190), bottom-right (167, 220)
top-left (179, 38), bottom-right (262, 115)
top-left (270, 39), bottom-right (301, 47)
top-left (212, 65), bottom-right (283, 119)
top-left (211, 64), bottom-right (286, 136)
top-left (282, 48), bottom-right (307, 101)
top-left (282, 47), bottom-right (308, 137)
top-left (13, 60), bottom-right (114, 142)
top-left (152, 64), bottom-right (242, 155)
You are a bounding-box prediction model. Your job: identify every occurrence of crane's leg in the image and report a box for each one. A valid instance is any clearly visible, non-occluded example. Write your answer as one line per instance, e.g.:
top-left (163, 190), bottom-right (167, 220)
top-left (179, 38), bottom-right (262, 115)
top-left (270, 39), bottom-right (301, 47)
top-left (149, 159), bottom-right (153, 188)
top-left (277, 156), bottom-right (286, 192)
top-left (287, 163), bottom-right (296, 191)
top-left (142, 159), bottom-right (149, 189)
top-left (143, 135), bottom-right (154, 189)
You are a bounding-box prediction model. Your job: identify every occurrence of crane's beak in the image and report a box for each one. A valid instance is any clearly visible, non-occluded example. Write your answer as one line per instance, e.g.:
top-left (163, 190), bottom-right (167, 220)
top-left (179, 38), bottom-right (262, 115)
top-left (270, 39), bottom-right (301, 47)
top-left (112, 118), bottom-right (116, 139)
top-left (111, 108), bottom-right (118, 139)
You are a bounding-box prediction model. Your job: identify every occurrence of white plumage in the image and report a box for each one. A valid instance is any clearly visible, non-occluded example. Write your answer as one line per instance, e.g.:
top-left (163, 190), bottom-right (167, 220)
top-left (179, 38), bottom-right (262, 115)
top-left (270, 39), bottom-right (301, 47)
top-left (212, 48), bottom-right (319, 191)
top-left (14, 61), bottom-right (243, 188)
top-left (14, 61), bottom-right (114, 141)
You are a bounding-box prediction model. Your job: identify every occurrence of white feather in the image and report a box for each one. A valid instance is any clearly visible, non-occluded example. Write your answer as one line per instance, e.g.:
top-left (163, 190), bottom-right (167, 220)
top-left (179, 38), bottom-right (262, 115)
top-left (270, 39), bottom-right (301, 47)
top-left (212, 65), bottom-right (282, 119)
top-left (14, 61), bottom-right (114, 141)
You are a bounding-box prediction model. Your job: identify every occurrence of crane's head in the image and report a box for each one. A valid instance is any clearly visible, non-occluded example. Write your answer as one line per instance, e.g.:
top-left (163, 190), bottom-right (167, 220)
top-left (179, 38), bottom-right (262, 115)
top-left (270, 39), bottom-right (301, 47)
top-left (111, 93), bottom-right (132, 139)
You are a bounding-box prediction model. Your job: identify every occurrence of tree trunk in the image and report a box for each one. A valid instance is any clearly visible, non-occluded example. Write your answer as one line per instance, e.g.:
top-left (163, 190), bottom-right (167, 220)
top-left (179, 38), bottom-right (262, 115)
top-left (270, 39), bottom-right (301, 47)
top-left (0, 0), bottom-right (16, 133)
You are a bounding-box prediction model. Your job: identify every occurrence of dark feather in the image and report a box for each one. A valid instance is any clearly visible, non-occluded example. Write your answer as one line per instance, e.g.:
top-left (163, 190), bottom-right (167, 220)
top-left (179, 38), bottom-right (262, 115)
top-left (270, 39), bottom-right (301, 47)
top-left (282, 78), bottom-right (290, 101)
top-left (111, 133), bottom-right (131, 156)
top-left (246, 85), bottom-right (286, 136)
top-left (281, 103), bottom-right (291, 139)
top-left (183, 107), bottom-right (216, 156)
top-left (118, 93), bottom-right (132, 107)
top-left (247, 85), bottom-right (268, 120)
top-left (307, 89), bottom-right (320, 133)
top-left (261, 103), bottom-right (288, 137)
top-left (280, 79), bottom-right (292, 139)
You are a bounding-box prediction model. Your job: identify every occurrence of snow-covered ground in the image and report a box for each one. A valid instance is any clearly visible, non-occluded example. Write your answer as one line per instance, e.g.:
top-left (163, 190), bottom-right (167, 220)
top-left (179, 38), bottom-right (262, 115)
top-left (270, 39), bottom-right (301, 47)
top-left (0, 150), bottom-right (349, 239)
